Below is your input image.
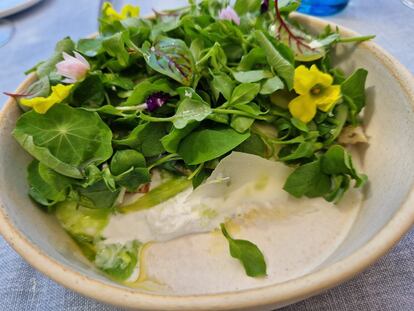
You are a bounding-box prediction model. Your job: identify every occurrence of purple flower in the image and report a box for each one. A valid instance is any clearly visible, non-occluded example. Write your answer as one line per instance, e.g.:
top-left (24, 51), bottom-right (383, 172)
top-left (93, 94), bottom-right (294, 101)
top-left (218, 6), bottom-right (240, 25)
top-left (145, 92), bottom-right (169, 112)
top-left (261, 0), bottom-right (270, 13)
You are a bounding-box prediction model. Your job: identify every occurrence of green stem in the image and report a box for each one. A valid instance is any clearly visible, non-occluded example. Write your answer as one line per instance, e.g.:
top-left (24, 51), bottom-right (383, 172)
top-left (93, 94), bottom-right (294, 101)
top-left (187, 162), bottom-right (204, 180)
top-left (148, 153), bottom-right (181, 170)
top-left (212, 108), bottom-right (270, 121)
top-left (338, 35), bottom-right (375, 43)
top-left (139, 113), bottom-right (175, 123)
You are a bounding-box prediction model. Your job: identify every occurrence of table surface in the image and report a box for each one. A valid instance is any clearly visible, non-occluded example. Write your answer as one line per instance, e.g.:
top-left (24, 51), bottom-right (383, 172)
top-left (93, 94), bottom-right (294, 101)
top-left (0, 0), bottom-right (413, 310)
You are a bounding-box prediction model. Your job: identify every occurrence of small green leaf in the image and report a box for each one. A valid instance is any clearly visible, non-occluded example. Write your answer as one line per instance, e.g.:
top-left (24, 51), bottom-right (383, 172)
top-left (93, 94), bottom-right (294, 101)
top-left (211, 72), bottom-right (235, 101)
top-left (220, 224), bottom-right (267, 277)
top-left (341, 69), bottom-right (368, 114)
top-left (229, 83), bottom-right (261, 106)
top-left (27, 160), bottom-right (72, 208)
top-left (260, 76), bottom-right (284, 95)
top-left (178, 127), bottom-right (250, 165)
top-left (173, 87), bottom-right (212, 129)
top-left (71, 75), bottom-right (105, 108)
top-left (232, 70), bottom-right (273, 83)
top-left (283, 159), bottom-right (331, 198)
top-left (161, 122), bottom-right (199, 153)
top-left (124, 78), bottom-right (171, 106)
top-left (254, 31), bottom-right (294, 90)
top-left (102, 32), bottom-right (130, 67)
top-left (77, 37), bottom-right (104, 57)
top-left (110, 150), bottom-right (150, 192)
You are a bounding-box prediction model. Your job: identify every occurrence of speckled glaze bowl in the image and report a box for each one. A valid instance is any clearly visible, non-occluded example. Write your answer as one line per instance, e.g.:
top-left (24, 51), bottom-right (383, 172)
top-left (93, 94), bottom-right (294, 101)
top-left (1, 14), bottom-right (414, 311)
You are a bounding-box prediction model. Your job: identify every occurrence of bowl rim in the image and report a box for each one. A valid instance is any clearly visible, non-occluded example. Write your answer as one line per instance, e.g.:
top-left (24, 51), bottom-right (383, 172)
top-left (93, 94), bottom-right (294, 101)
top-left (1, 13), bottom-right (414, 311)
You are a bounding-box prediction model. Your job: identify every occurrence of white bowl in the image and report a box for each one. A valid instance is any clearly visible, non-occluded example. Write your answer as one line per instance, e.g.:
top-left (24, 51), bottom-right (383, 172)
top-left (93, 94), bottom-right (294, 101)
top-left (1, 14), bottom-right (414, 310)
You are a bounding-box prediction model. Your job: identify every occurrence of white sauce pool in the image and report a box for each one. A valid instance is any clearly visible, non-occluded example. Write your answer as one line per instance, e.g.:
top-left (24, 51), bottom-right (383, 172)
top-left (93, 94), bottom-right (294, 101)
top-left (102, 152), bottom-right (363, 294)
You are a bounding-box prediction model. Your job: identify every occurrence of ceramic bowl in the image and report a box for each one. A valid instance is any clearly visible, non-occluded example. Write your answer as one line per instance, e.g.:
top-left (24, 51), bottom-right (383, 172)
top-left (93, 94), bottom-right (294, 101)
top-left (1, 14), bottom-right (414, 311)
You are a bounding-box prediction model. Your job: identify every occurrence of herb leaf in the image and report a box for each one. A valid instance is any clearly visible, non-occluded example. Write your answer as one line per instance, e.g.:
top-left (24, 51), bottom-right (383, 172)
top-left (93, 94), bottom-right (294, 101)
top-left (178, 127), bottom-right (251, 165)
top-left (221, 224), bottom-right (267, 277)
top-left (141, 38), bottom-right (195, 86)
top-left (254, 30), bottom-right (294, 89)
top-left (341, 68), bottom-right (368, 114)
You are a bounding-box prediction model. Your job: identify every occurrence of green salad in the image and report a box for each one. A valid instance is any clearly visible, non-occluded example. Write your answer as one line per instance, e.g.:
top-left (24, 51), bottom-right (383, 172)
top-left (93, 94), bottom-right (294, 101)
top-left (9, 0), bottom-right (372, 281)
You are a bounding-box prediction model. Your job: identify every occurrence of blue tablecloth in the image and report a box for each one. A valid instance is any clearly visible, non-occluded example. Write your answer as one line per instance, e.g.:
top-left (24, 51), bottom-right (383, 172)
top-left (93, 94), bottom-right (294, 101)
top-left (0, 1), bottom-right (413, 310)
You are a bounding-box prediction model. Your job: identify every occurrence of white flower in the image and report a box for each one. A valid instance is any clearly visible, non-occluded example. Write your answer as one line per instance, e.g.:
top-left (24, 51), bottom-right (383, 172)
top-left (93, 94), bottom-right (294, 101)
top-left (56, 52), bottom-right (90, 83)
top-left (218, 6), bottom-right (240, 25)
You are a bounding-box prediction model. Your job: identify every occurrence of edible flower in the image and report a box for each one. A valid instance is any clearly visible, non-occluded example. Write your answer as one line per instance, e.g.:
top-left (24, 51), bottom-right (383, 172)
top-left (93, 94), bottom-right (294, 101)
top-left (56, 52), bottom-right (90, 83)
top-left (218, 6), bottom-right (240, 25)
top-left (102, 2), bottom-right (140, 22)
top-left (288, 65), bottom-right (341, 123)
top-left (20, 84), bottom-right (74, 114)
top-left (145, 92), bottom-right (170, 112)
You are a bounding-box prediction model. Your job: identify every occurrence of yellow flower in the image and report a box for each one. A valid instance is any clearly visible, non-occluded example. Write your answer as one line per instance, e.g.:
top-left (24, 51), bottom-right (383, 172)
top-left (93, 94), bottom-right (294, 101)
top-left (102, 2), bottom-right (140, 22)
top-left (20, 84), bottom-right (74, 114)
top-left (288, 65), bottom-right (341, 123)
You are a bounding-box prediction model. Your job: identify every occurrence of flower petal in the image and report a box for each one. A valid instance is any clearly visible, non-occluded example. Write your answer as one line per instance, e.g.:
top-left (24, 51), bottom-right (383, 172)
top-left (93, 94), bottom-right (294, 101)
top-left (218, 6), bottom-right (240, 25)
top-left (20, 97), bottom-right (57, 114)
top-left (310, 64), bottom-right (333, 88)
top-left (120, 4), bottom-right (140, 19)
top-left (293, 65), bottom-right (317, 95)
top-left (74, 51), bottom-right (90, 69)
top-left (288, 95), bottom-right (317, 123)
top-left (314, 85), bottom-right (341, 112)
top-left (50, 84), bottom-right (74, 102)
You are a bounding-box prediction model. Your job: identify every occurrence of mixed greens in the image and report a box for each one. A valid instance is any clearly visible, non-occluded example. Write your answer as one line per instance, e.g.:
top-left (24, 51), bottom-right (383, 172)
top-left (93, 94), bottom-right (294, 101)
top-left (9, 0), bottom-right (371, 280)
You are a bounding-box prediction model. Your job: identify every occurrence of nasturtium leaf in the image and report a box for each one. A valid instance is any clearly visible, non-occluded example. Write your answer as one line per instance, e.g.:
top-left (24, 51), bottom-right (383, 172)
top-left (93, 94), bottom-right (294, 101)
top-left (13, 104), bottom-right (113, 179)
top-left (254, 30), bottom-right (294, 90)
top-left (221, 224), bottom-right (267, 277)
top-left (37, 37), bottom-right (75, 79)
top-left (141, 38), bottom-right (195, 86)
top-left (95, 241), bottom-right (141, 281)
top-left (178, 127), bottom-right (251, 165)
